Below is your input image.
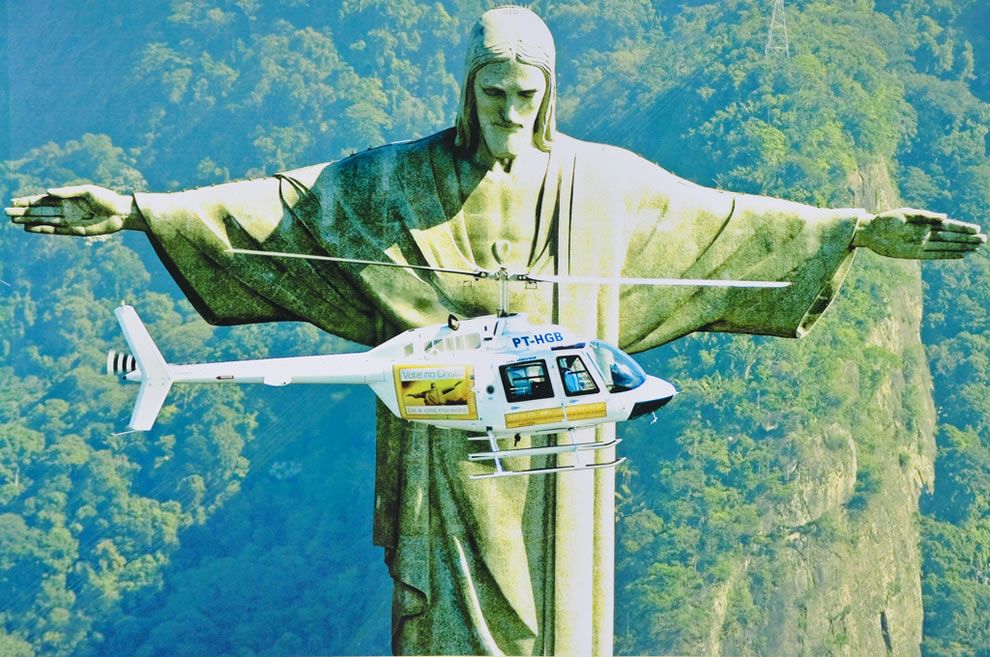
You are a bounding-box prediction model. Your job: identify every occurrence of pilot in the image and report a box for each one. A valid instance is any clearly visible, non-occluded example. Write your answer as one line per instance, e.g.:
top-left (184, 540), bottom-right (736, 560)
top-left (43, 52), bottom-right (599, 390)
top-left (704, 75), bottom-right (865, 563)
top-left (559, 358), bottom-right (583, 395)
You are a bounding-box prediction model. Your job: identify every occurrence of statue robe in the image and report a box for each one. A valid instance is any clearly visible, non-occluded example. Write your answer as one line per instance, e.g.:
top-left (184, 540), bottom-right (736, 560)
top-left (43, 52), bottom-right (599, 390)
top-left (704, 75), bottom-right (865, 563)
top-left (134, 128), bottom-right (863, 655)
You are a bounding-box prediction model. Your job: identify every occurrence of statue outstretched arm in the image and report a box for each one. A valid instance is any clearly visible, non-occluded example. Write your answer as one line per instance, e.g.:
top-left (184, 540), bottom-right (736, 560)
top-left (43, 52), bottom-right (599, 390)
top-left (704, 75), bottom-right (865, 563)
top-left (604, 151), bottom-right (983, 350)
top-left (6, 167), bottom-right (385, 344)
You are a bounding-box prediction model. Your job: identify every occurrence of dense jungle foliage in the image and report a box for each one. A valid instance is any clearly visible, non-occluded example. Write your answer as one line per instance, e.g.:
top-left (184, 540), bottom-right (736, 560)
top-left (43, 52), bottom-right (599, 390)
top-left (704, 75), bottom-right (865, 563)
top-left (2, 1), bottom-right (987, 655)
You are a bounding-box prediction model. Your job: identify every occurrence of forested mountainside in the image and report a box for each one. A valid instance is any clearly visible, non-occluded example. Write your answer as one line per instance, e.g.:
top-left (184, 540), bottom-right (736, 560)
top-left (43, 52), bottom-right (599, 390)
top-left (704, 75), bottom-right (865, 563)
top-left (2, 1), bottom-right (988, 656)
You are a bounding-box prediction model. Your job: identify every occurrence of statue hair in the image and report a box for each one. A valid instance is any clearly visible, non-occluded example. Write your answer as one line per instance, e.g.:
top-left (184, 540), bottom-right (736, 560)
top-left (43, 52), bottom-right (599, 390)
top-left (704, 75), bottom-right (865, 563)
top-left (455, 7), bottom-right (557, 153)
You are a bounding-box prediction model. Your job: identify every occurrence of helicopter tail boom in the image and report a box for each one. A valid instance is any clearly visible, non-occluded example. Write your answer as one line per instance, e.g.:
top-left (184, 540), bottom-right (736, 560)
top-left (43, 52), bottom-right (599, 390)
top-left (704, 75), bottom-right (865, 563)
top-left (109, 305), bottom-right (389, 431)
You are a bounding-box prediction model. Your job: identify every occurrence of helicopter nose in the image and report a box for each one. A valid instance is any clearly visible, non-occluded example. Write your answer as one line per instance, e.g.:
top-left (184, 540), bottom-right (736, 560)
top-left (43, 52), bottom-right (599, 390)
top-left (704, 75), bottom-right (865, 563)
top-left (628, 377), bottom-right (677, 419)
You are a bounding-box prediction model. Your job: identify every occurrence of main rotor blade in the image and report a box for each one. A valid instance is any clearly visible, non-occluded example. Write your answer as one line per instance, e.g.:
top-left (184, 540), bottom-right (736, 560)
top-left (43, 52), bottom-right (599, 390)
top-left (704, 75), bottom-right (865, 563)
top-left (228, 249), bottom-right (790, 288)
top-left (228, 248), bottom-right (489, 278)
top-left (523, 273), bottom-right (791, 288)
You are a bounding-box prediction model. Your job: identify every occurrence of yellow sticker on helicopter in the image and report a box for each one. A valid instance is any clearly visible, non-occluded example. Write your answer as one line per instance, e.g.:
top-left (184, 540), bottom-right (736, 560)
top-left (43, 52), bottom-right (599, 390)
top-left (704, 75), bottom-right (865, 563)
top-left (395, 365), bottom-right (478, 421)
top-left (504, 402), bottom-right (607, 429)
top-left (565, 401), bottom-right (607, 422)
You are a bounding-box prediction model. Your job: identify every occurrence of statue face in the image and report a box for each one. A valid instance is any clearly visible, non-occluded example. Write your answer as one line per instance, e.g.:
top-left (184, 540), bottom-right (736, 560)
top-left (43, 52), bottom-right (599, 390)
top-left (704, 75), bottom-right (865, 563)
top-left (472, 59), bottom-right (547, 160)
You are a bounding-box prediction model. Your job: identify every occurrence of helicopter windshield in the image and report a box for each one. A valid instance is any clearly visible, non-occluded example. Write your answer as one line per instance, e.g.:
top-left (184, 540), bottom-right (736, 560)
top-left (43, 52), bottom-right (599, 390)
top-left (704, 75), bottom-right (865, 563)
top-left (589, 340), bottom-right (647, 393)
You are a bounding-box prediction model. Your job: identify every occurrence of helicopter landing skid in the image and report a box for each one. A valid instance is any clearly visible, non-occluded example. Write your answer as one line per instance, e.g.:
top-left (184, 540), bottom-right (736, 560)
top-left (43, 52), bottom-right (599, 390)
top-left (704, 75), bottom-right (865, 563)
top-left (468, 430), bottom-right (625, 479)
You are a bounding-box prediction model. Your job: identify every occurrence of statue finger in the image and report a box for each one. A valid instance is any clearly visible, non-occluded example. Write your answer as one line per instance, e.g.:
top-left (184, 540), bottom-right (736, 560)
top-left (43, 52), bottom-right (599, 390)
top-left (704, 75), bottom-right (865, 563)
top-left (6, 207), bottom-right (33, 221)
top-left (918, 250), bottom-right (966, 260)
top-left (11, 194), bottom-right (61, 207)
top-left (23, 222), bottom-right (98, 236)
top-left (903, 210), bottom-right (948, 225)
top-left (933, 218), bottom-right (982, 235)
top-left (7, 205), bottom-right (64, 218)
top-left (923, 241), bottom-right (976, 253)
top-left (929, 230), bottom-right (986, 244)
top-left (11, 214), bottom-right (65, 226)
top-left (10, 215), bottom-right (68, 226)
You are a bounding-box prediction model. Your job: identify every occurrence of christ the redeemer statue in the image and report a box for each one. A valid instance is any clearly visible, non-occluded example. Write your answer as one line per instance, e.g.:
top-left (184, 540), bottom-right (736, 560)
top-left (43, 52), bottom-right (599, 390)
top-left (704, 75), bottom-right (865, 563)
top-left (7, 7), bottom-right (984, 656)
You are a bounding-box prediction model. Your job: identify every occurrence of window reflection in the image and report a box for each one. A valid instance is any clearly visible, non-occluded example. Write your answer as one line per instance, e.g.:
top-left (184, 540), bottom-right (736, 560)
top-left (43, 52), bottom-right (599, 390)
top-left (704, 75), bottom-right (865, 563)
top-left (500, 360), bottom-right (555, 402)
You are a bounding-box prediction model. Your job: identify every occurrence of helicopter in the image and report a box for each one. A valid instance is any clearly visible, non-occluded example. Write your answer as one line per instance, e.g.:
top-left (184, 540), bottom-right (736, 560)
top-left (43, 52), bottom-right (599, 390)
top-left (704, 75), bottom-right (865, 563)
top-left (107, 246), bottom-right (790, 478)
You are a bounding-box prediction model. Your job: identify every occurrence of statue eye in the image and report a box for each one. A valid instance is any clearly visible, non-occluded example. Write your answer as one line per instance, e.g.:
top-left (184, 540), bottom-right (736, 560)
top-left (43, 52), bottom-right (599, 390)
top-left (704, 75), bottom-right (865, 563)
top-left (482, 87), bottom-right (504, 98)
top-left (519, 90), bottom-right (537, 100)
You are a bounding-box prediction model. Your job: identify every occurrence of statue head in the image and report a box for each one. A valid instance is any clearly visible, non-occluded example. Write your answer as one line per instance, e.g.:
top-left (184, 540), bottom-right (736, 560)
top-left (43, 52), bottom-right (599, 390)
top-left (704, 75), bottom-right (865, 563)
top-left (454, 6), bottom-right (557, 156)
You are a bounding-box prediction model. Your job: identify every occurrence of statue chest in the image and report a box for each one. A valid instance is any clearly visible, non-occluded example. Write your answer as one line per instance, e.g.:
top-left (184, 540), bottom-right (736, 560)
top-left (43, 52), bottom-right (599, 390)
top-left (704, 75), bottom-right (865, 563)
top-left (397, 158), bottom-right (558, 320)
top-left (456, 160), bottom-right (552, 271)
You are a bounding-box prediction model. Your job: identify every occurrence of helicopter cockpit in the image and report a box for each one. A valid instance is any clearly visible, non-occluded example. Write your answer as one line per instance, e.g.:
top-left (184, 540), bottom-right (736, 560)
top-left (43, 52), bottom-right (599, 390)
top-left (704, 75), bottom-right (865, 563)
top-left (588, 340), bottom-right (647, 393)
top-left (492, 339), bottom-right (647, 410)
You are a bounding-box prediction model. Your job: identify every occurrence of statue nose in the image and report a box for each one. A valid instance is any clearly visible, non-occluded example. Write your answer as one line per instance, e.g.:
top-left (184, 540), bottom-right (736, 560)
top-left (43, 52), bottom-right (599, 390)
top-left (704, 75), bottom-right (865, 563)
top-left (502, 103), bottom-right (522, 124)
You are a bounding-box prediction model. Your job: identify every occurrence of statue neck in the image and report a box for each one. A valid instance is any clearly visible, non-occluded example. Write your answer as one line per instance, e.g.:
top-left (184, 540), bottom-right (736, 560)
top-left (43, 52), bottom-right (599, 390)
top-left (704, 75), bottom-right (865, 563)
top-left (470, 139), bottom-right (547, 175)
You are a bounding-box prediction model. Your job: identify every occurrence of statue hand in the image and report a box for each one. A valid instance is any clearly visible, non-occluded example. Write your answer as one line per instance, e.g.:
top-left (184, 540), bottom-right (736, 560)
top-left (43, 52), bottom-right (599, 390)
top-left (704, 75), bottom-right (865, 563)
top-left (852, 208), bottom-right (986, 260)
top-left (5, 184), bottom-right (146, 235)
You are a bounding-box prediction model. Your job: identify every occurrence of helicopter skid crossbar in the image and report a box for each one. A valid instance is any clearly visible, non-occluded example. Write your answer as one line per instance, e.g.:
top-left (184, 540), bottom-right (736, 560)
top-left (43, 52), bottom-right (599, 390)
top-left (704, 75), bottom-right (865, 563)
top-left (468, 428), bottom-right (624, 479)
top-left (465, 425), bottom-right (614, 441)
top-left (471, 458), bottom-right (626, 480)
top-left (468, 438), bottom-right (620, 462)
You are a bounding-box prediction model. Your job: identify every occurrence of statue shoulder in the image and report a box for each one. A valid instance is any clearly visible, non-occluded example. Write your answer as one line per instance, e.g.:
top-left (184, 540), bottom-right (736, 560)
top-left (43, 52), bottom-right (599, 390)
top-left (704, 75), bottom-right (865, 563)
top-left (280, 129), bottom-right (454, 197)
top-left (339, 128), bottom-right (454, 168)
top-left (554, 133), bottom-right (680, 185)
top-left (319, 129), bottom-right (454, 181)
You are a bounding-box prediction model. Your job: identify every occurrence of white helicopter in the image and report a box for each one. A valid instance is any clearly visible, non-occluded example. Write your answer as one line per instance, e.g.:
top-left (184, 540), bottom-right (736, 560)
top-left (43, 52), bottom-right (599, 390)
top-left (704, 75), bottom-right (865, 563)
top-left (107, 246), bottom-right (789, 478)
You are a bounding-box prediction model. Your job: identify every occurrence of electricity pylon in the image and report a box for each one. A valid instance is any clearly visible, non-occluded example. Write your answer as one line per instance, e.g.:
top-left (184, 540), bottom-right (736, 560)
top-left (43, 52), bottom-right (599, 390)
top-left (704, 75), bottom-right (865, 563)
top-left (765, 0), bottom-right (790, 57)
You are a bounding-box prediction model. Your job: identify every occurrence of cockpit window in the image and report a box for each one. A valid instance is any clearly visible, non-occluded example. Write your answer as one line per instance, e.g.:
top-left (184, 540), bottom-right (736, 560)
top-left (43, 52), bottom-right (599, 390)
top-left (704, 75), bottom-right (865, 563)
top-left (556, 355), bottom-right (600, 396)
top-left (500, 360), bottom-right (555, 403)
top-left (589, 340), bottom-right (647, 392)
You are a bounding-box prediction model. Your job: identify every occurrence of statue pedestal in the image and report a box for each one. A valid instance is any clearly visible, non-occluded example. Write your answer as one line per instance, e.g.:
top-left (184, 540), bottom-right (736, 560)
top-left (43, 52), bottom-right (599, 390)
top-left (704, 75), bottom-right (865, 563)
top-left (553, 426), bottom-right (616, 656)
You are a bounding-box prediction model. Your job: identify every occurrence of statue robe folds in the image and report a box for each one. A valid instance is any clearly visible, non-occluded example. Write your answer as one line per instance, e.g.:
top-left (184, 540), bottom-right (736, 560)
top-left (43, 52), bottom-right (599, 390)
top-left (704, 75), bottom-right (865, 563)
top-left (134, 128), bottom-right (863, 655)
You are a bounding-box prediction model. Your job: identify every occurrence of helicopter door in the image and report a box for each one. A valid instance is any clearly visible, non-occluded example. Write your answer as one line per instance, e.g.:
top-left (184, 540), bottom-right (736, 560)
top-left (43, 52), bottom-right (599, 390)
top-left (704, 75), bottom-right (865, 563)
top-left (554, 354), bottom-right (608, 425)
top-left (498, 360), bottom-right (563, 430)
